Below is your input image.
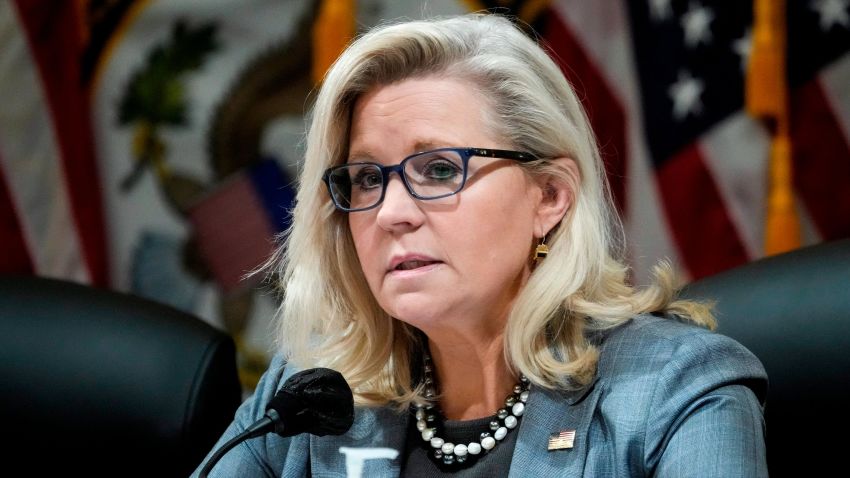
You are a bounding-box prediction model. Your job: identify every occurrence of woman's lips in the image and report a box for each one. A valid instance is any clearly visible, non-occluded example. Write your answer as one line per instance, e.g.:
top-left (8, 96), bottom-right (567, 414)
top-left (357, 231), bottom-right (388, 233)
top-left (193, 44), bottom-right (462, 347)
top-left (387, 261), bottom-right (442, 277)
top-left (394, 259), bottom-right (439, 271)
top-left (387, 255), bottom-right (443, 275)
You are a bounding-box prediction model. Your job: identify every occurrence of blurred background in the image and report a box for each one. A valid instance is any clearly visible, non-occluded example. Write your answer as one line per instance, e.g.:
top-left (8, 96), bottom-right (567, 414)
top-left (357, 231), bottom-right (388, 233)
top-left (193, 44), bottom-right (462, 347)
top-left (1, 0), bottom-right (848, 392)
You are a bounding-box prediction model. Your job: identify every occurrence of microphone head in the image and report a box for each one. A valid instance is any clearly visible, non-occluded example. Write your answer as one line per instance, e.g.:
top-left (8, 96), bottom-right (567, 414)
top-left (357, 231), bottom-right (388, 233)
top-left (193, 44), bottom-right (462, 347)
top-left (266, 367), bottom-right (354, 437)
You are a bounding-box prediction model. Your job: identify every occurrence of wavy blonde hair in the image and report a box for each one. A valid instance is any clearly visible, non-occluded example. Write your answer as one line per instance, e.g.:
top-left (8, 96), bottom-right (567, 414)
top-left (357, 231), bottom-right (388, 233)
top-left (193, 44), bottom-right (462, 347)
top-left (273, 14), bottom-right (714, 406)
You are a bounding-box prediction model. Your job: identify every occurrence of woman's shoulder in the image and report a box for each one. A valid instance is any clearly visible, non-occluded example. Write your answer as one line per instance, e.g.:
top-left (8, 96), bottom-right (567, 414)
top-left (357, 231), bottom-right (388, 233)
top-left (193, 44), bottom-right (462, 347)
top-left (578, 317), bottom-right (768, 476)
top-left (594, 314), bottom-right (767, 399)
top-left (601, 313), bottom-right (718, 345)
top-left (599, 313), bottom-right (757, 358)
top-left (253, 353), bottom-right (291, 398)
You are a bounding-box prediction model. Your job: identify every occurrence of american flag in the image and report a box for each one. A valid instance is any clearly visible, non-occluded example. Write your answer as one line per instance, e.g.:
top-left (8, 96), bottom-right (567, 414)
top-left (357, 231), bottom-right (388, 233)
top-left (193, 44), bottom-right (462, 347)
top-left (0, 1), bottom-right (108, 286)
top-left (472, 0), bottom-right (850, 281)
top-left (548, 429), bottom-right (576, 450)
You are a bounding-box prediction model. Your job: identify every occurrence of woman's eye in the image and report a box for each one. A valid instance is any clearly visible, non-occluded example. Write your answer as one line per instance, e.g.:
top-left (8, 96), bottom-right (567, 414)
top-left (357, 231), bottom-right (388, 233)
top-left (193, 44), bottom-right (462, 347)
top-left (422, 159), bottom-right (461, 180)
top-left (352, 170), bottom-right (382, 189)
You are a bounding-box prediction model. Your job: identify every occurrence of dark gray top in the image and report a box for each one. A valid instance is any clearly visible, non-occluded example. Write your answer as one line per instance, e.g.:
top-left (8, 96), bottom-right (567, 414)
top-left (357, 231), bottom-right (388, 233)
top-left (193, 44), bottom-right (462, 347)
top-left (401, 415), bottom-right (518, 477)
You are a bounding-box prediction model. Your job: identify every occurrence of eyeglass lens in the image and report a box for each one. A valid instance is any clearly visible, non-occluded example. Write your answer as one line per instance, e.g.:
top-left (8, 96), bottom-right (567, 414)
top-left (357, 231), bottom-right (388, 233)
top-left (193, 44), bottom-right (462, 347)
top-left (328, 150), bottom-right (466, 210)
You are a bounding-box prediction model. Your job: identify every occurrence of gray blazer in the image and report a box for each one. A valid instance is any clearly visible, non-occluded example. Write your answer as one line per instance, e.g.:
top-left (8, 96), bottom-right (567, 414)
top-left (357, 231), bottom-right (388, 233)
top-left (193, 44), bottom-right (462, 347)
top-left (194, 315), bottom-right (767, 477)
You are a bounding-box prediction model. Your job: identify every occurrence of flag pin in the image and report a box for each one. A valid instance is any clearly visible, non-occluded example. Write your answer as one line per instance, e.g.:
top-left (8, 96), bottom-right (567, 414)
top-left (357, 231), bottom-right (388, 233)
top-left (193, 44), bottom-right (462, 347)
top-left (547, 429), bottom-right (576, 451)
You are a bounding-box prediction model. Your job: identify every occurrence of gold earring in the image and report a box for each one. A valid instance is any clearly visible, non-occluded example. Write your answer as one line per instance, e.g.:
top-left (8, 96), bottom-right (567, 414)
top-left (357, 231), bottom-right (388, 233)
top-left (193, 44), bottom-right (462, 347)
top-left (533, 236), bottom-right (549, 263)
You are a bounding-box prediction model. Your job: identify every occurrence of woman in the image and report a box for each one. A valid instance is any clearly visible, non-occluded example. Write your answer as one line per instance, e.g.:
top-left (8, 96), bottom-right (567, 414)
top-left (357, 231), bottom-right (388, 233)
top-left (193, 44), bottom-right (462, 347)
top-left (196, 14), bottom-right (767, 477)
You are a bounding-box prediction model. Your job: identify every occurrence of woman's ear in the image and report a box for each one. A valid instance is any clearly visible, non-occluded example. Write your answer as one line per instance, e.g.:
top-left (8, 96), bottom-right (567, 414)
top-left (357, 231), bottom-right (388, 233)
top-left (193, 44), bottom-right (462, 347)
top-left (533, 157), bottom-right (578, 238)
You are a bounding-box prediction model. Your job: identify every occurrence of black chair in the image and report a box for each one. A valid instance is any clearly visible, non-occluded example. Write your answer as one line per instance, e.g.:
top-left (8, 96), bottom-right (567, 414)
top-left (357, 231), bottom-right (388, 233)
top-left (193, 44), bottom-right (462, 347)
top-left (0, 276), bottom-right (242, 477)
top-left (680, 239), bottom-right (850, 477)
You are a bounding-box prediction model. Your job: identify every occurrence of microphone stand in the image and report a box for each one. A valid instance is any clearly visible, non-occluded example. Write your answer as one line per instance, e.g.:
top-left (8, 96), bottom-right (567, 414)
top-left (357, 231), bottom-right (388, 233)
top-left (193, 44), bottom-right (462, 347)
top-left (198, 409), bottom-right (281, 478)
top-left (197, 367), bottom-right (353, 477)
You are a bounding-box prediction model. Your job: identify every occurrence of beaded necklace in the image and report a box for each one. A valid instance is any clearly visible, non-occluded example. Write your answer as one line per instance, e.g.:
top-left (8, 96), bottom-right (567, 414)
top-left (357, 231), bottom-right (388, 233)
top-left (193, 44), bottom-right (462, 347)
top-left (412, 352), bottom-right (530, 468)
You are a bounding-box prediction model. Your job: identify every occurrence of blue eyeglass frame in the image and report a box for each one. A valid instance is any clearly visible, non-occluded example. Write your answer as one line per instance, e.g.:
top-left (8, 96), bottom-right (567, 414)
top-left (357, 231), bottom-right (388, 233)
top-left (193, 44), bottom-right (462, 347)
top-left (322, 147), bottom-right (539, 212)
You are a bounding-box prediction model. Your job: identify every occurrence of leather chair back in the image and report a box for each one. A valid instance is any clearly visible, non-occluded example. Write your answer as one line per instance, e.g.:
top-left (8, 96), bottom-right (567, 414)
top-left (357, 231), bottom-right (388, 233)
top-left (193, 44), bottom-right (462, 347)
top-left (680, 239), bottom-right (850, 477)
top-left (0, 276), bottom-right (242, 477)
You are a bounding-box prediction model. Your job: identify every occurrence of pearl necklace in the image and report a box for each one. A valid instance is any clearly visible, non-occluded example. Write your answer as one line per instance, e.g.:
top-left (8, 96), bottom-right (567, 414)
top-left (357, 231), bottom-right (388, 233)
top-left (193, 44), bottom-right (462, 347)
top-left (412, 353), bottom-right (530, 468)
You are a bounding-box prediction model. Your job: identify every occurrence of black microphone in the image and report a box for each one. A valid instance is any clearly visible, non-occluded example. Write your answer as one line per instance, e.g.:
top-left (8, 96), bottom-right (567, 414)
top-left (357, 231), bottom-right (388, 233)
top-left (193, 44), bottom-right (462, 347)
top-left (199, 367), bottom-right (354, 477)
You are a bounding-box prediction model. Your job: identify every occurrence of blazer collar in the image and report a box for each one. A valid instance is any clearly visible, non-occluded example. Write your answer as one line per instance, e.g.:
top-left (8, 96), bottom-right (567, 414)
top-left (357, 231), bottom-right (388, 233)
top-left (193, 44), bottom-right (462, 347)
top-left (508, 377), bottom-right (602, 477)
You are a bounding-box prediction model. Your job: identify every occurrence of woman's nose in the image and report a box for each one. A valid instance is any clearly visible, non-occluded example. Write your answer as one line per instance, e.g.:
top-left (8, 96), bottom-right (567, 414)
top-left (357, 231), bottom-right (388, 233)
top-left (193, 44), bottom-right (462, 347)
top-left (375, 176), bottom-right (425, 231)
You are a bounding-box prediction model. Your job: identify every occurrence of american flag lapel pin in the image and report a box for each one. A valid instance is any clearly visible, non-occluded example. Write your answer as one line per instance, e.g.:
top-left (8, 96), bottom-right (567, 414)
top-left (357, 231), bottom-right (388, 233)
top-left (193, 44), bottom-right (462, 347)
top-left (547, 429), bottom-right (576, 451)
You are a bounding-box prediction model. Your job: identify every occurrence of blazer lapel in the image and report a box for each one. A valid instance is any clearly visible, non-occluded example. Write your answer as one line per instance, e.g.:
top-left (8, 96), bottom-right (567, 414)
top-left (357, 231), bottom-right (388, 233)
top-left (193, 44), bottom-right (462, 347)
top-left (508, 378), bottom-right (601, 477)
top-left (309, 406), bottom-right (409, 477)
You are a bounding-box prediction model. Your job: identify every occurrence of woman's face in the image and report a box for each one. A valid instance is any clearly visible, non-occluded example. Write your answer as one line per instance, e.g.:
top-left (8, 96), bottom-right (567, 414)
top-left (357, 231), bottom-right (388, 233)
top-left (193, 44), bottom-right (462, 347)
top-left (347, 77), bottom-right (546, 337)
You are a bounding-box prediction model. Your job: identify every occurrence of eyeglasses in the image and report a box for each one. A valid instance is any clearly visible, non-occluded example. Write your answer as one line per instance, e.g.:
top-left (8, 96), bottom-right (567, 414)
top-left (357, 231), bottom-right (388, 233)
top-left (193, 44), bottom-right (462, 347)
top-left (322, 147), bottom-right (538, 212)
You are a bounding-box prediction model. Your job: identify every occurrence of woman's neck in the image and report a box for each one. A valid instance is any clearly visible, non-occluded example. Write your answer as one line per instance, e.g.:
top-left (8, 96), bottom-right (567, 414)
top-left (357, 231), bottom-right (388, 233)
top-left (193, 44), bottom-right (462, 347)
top-left (426, 332), bottom-right (517, 421)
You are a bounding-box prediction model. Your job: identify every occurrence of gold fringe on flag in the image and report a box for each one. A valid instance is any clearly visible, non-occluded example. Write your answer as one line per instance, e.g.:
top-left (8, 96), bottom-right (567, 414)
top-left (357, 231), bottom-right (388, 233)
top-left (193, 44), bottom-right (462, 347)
top-left (764, 133), bottom-right (800, 254)
top-left (746, 0), bottom-right (800, 255)
top-left (747, 0), bottom-right (785, 119)
top-left (312, 0), bottom-right (356, 85)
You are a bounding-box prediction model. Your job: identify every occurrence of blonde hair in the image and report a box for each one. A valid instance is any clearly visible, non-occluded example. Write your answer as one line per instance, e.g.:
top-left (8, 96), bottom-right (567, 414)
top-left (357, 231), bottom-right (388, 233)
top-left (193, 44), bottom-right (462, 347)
top-left (273, 14), bottom-right (714, 406)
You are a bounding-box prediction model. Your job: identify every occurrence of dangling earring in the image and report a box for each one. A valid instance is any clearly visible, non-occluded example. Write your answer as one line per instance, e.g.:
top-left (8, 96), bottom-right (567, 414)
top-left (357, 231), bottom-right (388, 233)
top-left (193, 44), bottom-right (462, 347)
top-left (532, 235), bottom-right (549, 264)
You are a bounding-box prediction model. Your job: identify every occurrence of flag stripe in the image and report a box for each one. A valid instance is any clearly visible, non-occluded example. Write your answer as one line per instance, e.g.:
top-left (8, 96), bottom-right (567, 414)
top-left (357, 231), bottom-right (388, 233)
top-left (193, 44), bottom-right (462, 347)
top-left (657, 144), bottom-right (750, 277)
top-left (12, 0), bottom-right (109, 285)
top-left (541, 8), bottom-right (628, 214)
top-left (820, 54), bottom-right (850, 144)
top-left (699, 113), bottom-right (771, 259)
top-left (0, 2), bottom-right (89, 282)
top-left (791, 75), bottom-right (850, 240)
top-left (0, 154), bottom-right (34, 274)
